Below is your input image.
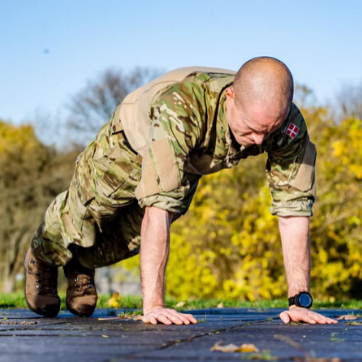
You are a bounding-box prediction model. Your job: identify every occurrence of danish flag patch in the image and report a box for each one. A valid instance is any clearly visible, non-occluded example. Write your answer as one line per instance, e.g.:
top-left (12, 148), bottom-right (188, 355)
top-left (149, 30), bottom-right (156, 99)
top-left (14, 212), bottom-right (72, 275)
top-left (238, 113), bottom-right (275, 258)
top-left (286, 123), bottom-right (299, 138)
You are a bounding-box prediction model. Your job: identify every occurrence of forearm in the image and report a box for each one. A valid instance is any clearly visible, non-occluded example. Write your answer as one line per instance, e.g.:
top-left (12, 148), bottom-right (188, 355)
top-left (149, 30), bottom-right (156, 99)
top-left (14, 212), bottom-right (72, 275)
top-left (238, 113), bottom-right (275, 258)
top-left (278, 216), bottom-right (337, 324)
top-left (278, 216), bottom-right (310, 297)
top-left (140, 206), bottom-right (173, 314)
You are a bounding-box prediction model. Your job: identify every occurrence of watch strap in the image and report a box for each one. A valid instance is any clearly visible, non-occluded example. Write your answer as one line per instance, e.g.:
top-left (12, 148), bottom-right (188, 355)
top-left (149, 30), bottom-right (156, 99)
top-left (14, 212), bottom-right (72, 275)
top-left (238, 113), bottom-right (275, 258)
top-left (288, 295), bottom-right (297, 307)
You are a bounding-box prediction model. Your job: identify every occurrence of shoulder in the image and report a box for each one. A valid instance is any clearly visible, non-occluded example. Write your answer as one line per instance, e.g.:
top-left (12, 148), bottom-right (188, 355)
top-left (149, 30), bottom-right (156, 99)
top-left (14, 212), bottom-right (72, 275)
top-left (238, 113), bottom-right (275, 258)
top-left (151, 71), bottom-right (234, 111)
top-left (266, 103), bottom-right (309, 157)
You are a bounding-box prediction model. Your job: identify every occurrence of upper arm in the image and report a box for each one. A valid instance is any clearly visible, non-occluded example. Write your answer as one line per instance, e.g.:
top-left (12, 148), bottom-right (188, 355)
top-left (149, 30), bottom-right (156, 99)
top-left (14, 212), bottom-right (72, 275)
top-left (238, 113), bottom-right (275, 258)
top-left (135, 82), bottom-right (207, 214)
top-left (266, 104), bottom-right (316, 216)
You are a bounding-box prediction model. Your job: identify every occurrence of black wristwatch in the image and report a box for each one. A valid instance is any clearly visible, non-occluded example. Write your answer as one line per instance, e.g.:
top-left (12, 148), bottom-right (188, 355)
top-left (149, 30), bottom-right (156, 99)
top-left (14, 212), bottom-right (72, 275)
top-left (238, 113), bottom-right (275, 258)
top-left (288, 292), bottom-right (313, 308)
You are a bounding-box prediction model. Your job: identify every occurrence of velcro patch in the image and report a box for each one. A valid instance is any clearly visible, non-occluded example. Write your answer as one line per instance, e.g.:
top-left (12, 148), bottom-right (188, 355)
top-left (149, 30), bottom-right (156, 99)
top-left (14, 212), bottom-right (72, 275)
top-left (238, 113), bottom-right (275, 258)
top-left (135, 151), bottom-right (160, 200)
top-left (135, 138), bottom-right (180, 200)
top-left (151, 139), bottom-right (180, 192)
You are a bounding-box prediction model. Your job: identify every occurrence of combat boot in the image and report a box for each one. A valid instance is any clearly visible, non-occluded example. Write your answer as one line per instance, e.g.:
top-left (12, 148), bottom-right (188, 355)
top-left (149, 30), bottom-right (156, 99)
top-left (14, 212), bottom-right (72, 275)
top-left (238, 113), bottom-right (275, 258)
top-left (24, 248), bottom-right (60, 317)
top-left (64, 258), bottom-right (97, 317)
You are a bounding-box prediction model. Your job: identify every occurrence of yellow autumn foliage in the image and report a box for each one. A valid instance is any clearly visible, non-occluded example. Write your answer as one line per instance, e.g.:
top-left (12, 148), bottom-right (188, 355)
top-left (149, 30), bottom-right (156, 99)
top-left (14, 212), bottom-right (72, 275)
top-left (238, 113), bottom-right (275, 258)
top-left (119, 109), bottom-right (362, 301)
top-left (2, 107), bottom-right (361, 300)
top-left (165, 110), bottom-right (362, 301)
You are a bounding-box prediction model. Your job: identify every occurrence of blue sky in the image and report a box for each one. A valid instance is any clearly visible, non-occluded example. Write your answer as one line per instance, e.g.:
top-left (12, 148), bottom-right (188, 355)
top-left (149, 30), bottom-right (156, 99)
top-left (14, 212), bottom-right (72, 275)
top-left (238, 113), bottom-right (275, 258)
top-left (1, 0), bottom-right (362, 130)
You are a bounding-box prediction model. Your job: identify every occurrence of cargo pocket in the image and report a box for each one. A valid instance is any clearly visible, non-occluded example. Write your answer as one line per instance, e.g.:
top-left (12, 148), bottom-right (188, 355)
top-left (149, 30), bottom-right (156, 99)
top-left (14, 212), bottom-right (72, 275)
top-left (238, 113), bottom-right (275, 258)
top-left (62, 175), bottom-right (97, 248)
top-left (92, 127), bottom-right (142, 203)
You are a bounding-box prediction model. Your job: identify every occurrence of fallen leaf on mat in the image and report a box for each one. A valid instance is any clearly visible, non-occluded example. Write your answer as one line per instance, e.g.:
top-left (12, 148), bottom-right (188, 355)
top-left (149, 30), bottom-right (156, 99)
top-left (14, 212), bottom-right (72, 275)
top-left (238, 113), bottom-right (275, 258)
top-left (98, 315), bottom-right (135, 321)
top-left (304, 358), bottom-right (341, 362)
top-left (337, 314), bottom-right (358, 320)
top-left (20, 321), bottom-right (37, 325)
top-left (211, 342), bottom-right (259, 353)
top-left (99, 317), bottom-right (121, 321)
top-left (237, 344), bottom-right (260, 352)
top-left (102, 335), bottom-right (109, 338)
top-left (0, 321), bottom-right (17, 325)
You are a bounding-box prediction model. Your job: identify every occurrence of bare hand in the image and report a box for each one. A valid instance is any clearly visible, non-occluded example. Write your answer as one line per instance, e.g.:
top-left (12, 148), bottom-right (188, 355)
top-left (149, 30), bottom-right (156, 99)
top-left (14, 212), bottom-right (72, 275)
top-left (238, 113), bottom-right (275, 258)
top-left (141, 307), bottom-right (198, 325)
top-left (280, 307), bottom-right (338, 325)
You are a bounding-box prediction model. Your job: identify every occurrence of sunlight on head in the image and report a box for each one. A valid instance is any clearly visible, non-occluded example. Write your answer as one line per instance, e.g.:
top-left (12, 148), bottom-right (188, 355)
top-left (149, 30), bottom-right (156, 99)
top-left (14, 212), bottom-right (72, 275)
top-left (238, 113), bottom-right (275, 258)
top-left (227, 57), bottom-right (294, 146)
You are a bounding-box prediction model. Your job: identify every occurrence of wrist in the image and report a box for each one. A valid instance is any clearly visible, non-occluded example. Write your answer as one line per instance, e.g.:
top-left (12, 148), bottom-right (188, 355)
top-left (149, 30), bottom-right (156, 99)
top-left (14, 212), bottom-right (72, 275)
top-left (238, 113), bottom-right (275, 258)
top-left (143, 303), bottom-right (165, 314)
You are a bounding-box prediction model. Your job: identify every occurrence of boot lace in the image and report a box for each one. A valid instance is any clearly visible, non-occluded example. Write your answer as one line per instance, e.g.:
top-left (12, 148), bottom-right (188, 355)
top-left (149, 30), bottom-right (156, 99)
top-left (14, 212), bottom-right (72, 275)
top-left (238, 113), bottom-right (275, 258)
top-left (73, 268), bottom-right (95, 294)
top-left (33, 261), bottom-right (57, 295)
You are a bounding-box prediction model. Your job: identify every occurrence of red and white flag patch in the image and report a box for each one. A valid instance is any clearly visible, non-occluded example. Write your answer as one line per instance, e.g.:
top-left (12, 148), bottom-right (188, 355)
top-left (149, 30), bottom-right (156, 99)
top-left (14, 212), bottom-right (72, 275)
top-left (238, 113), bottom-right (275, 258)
top-left (286, 123), bottom-right (299, 138)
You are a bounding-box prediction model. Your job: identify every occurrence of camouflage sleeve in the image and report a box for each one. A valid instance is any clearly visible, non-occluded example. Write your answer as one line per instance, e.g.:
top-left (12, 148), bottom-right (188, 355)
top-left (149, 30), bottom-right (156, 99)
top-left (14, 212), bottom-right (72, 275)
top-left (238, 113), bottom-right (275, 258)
top-left (135, 82), bottom-right (206, 215)
top-left (265, 104), bottom-right (316, 217)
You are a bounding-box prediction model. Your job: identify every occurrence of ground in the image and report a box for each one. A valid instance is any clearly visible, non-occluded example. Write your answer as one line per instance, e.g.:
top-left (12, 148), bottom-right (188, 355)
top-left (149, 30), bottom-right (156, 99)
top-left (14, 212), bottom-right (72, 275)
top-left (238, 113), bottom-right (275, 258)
top-left (0, 308), bottom-right (361, 361)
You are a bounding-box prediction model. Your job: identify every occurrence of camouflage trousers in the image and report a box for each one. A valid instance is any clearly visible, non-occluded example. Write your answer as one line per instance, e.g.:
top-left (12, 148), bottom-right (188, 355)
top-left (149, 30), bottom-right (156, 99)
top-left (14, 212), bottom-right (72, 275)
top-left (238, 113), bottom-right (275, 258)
top-left (31, 108), bottom-right (144, 268)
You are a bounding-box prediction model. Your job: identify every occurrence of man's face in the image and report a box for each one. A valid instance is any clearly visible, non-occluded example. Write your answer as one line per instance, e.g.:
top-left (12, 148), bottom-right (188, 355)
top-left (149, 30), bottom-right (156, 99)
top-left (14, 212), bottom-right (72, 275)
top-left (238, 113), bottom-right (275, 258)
top-left (225, 87), bottom-right (288, 147)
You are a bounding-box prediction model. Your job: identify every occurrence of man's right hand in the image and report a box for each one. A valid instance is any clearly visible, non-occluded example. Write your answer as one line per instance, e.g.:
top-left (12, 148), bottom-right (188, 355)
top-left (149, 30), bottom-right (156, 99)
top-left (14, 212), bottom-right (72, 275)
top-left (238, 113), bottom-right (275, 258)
top-left (140, 208), bottom-right (197, 326)
top-left (141, 306), bottom-right (198, 325)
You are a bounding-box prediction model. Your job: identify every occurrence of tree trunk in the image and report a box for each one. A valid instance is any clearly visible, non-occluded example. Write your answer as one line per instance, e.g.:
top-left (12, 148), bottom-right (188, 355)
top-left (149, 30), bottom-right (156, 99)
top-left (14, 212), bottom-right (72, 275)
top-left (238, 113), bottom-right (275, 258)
top-left (2, 266), bottom-right (16, 293)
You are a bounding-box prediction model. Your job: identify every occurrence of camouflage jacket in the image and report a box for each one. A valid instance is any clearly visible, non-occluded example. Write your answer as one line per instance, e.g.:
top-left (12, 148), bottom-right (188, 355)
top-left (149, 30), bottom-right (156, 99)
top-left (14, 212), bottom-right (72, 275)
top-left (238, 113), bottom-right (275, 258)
top-left (106, 68), bottom-right (316, 217)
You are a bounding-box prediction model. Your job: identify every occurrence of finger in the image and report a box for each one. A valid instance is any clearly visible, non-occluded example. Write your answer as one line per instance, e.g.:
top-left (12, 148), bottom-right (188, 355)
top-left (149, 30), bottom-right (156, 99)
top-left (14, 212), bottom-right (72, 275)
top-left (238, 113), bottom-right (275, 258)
top-left (299, 310), bottom-right (338, 325)
top-left (167, 310), bottom-right (195, 325)
top-left (298, 313), bottom-right (317, 324)
top-left (142, 315), bottom-right (158, 325)
top-left (316, 315), bottom-right (338, 324)
top-left (182, 313), bottom-right (198, 324)
top-left (279, 311), bottom-right (291, 324)
top-left (156, 314), bottom-right (172, 325)
top-left (287, 310), bottom-right (316, 324)
top-left (328, 318), bottom-right (338, 324)
top-left (150, 316), bottom-right (159, 325)
top-left (162, 312), bottom-right (185, 325)
top-left (307, 312), bottom-right (328, 324)
top-left (304, 311), bottom-right (331, 324)
top-left (316, 315), bottom-right (335, 324)
top-left (310, 313), bottom-right (338, 325)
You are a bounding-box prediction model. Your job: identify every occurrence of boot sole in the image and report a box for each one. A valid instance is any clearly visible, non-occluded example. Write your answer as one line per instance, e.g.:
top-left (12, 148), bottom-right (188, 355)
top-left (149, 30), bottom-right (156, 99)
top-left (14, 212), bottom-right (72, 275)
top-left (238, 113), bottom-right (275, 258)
top-left (66, 300), bottom-right (96, 317)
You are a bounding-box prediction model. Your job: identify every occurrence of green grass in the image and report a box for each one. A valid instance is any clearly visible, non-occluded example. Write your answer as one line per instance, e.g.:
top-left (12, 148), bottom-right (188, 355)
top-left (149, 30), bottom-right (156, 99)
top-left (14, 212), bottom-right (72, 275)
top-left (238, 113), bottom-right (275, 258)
top-left (1, 292), bottom-right (362, 310)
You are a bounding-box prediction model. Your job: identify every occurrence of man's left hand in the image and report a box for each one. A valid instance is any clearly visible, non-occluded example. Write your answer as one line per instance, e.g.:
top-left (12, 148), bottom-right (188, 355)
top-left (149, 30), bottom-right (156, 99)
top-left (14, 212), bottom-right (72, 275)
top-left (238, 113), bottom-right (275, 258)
top-left (280, 306), bottom-right (338, 324)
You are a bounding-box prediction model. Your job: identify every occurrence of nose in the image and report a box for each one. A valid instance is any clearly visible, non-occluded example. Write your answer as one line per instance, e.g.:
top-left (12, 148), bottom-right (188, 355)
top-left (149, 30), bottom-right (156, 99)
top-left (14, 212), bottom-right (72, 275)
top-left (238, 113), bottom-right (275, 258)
top-left (252, 133), bottom-right (265, 145)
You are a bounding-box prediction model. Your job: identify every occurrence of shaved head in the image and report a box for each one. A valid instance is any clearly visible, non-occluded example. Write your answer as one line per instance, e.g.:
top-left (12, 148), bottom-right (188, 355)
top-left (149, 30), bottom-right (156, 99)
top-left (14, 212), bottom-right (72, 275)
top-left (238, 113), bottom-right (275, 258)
top-left (226, 57), bottom-right (294, 147)
top-left (234, 56), bottom-right (294, 113)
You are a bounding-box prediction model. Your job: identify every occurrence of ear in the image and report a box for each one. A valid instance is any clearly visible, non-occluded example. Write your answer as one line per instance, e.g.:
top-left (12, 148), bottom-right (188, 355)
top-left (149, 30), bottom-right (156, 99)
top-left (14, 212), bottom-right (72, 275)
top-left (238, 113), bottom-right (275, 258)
top-left (225, 86), bottom-right (235, 100)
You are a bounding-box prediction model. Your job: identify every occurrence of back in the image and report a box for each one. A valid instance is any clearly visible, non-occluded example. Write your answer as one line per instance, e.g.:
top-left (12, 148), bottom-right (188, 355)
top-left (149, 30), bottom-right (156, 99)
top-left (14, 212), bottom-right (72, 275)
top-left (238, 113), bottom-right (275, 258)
top-left (118, 67), bottom-right (236, 156)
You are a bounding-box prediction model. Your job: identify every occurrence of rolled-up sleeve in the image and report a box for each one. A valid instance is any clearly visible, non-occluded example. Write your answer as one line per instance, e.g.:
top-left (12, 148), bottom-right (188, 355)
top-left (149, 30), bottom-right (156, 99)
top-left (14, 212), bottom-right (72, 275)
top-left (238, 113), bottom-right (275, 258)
top-left (266, 104), bottom-right (316, 217)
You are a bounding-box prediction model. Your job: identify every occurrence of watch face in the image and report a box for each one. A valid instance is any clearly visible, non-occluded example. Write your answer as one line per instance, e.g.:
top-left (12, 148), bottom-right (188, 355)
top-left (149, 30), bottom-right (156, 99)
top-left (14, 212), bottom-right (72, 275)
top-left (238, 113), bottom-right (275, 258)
top-left (298, 292), bottom-right (313, 308)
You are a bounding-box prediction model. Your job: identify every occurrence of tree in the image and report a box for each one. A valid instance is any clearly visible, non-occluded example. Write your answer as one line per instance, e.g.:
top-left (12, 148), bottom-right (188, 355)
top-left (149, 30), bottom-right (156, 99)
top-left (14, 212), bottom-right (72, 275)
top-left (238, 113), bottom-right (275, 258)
top-left (65, 67), bottom-right (163, 293)
top-left (165, 103), bottom-right (362, 301)
top-left (0, 120), bottom-right (80, 292)
top-left (294, 84), bottom-right (318, 109)
top-left (334, 82), bottom-right (362, 121)
top-left (67, 67), bottom-right (162, 144)
top-left (307, 113), bottom-right (362, 299)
